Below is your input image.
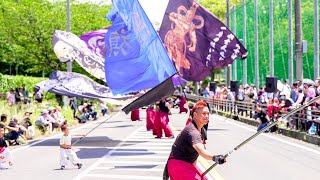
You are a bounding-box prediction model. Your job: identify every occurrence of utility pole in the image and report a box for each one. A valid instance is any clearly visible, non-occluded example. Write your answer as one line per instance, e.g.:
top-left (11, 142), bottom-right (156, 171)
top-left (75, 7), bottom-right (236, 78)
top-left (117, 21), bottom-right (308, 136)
top-left (233, 6), bottom-right (237, 81)
top-left (254, 0), bottom-right (259, 88)
top-left (243, 0), bottom-right (247, 85)
top-left (67, 0), bottom-right (72, 72)
top-left (269, 0), bottom-right (274, 77)
top-left (295, 0), bottom-right (303, 81)
top-left (226, 0), bottom-right (231, 86)
top-left (314, 0), bottom-right (319, 79)
top-left (288, 0), bottom-right (293, 85)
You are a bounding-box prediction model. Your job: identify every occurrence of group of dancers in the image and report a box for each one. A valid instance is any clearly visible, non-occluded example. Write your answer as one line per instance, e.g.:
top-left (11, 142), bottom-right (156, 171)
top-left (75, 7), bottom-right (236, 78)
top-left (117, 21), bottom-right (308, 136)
top-left (130, 95), bottom-right (189, 138)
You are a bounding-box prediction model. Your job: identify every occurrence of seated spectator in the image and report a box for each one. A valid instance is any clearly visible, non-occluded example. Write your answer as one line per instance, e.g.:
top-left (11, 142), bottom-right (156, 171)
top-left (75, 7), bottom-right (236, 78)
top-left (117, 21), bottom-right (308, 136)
top-left (55, 106), bottom-right (66, 125)
top-left (20, 112), bottom-right (34, 140)
top-left (77, 103), bottom-right (89, 123)
top-left (0, 114), bottom-right (19, 140)
top-left (35, 90), bottom-right (43, 103)
top-left (47, 107), bottom-right (60, 130)
top-left (308, 122), bottom-right (317, 135)
top-left (99, 100), bottom-right (108, 116)
top-left (8, 115), bottom-right (27, 145)
top-left (35, 110), bottom-right (53, 134)
top-left (88, 102), bottom-right (98, 120)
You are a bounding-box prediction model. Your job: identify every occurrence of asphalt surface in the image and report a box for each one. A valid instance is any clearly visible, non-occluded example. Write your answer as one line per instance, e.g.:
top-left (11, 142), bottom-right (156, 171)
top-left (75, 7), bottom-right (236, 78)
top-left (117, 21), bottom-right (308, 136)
top-left (1, 108), bottom-right (320, 180)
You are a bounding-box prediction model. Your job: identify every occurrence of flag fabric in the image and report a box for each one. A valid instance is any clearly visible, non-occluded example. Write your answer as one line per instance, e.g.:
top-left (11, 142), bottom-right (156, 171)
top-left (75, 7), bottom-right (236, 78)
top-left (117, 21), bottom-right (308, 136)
top-left (104, 0), bottom-right (176, 95)
top-left (159, 0), bottom-right (248, 81)
top-left (122, 74), bottom-right (176, 114)
top-left (34, 71), bottom-right (130, 100)
top-left (172, 74), bottom-right (187, 87)
top-left (52, 30), bottom-right (106, 82)
top-left (80, 27), bottom-right (109, 59)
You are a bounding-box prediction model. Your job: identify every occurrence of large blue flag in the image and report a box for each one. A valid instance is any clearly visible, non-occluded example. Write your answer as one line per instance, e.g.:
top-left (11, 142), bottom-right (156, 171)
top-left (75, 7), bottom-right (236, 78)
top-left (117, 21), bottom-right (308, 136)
top-left (104, 0), bottom-right (176, 95)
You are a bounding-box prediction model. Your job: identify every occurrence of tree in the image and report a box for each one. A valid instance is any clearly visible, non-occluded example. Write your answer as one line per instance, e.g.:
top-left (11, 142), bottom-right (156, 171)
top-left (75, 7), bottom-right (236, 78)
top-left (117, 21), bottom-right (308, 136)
top-left (0, 0), bottom-right (111, 77)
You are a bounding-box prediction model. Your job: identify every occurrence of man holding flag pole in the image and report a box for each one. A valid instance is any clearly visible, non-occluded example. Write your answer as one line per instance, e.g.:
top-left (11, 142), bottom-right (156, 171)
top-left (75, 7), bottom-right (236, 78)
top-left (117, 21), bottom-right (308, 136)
top-left (164, 100), bottom-right (226, 180)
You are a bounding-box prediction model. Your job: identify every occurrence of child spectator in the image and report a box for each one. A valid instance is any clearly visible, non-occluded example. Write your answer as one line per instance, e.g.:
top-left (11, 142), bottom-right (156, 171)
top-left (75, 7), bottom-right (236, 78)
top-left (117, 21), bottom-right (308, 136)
top-left (308, 122), bottom-right (317, 135)
top-left (0, 126), bottom-right (13, 169)
top-left (59, 125), bottom-right (84, 170)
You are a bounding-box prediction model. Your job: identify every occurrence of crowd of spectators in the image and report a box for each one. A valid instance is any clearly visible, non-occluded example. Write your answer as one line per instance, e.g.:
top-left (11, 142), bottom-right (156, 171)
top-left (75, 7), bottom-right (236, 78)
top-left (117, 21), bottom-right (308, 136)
top-left (185, 77), bottom-right (320, 135)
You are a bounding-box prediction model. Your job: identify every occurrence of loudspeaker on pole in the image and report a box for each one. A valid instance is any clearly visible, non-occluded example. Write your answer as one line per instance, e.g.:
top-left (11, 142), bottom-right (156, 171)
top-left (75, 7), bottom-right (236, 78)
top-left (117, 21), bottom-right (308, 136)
top-left (209, 82), bottom-right (216, 92)
top-left (230, 80), bottom-right (238, 92)
top-left (265, 77), bottom-right (278, 93)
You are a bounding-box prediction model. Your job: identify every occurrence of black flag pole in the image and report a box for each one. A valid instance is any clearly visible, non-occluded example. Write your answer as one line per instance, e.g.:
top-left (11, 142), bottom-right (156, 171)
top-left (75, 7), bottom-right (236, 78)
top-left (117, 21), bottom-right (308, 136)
top-left (201, 96), bottom-right (320, 178)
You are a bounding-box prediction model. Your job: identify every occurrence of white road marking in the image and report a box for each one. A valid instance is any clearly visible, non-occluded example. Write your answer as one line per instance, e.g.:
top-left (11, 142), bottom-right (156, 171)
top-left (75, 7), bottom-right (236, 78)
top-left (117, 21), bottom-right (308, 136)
top-left (74, 146), bottom-right (171, 150)
top-left (95, 166), bottom-right (164, 171)
top-left (75, 125), bottom-right (172, 179)
top-left (126, 138), bottom-right (175, 142)
top-left (100, 160), bottom-right (166, 165)
top-left (75, 126), bottom-right (146, 180)
top-left (108, 150), bottom-right (170, 154)
top-left (122, 142), bottom-right (173, 146)
top-left (108, 155), bottom-right (168, 159)
top-left (84, 174), bottom-right (159, 179)
top-left (225, 119), bottom-right (320, 155)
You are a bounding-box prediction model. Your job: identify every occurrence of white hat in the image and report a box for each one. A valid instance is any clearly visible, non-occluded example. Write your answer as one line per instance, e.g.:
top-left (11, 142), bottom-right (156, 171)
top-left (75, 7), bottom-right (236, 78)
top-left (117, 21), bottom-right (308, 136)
top-left (41, 109), bottom-right (48, 115)
top-left (11, 115), bottom-right (18, 120)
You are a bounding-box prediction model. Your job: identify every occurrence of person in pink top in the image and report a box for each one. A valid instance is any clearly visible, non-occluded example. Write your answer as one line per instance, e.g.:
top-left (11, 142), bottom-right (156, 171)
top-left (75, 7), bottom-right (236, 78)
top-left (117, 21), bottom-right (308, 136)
top-left (178, 96), bottom-right (188, 113)
top-left (0, 127), bottom-right (13, 170)
top-left (146, 105), bottom-right (155, 131)
top-left (130, 109), bottom-right (140, 121)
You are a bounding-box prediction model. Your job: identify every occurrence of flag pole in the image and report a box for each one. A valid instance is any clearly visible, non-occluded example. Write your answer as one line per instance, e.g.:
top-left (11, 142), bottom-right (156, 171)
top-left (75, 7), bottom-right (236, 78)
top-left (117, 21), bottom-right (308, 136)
top-left (201, 96), bottom-right (320, 177)
top-left (71, 98), bottom-right (136, 146)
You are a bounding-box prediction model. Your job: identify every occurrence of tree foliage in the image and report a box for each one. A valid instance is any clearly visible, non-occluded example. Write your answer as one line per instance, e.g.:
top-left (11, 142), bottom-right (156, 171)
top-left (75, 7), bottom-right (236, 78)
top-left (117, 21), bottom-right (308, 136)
top-left (199, 0), bottom-right (242, 21)
top-left (0, 0), bottom-right (111, 77)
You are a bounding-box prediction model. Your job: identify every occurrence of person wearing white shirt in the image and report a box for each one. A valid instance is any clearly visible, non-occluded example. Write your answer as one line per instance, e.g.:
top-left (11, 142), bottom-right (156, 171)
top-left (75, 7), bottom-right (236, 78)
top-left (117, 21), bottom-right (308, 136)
top-left (59, 126), bottom-right (85, 170)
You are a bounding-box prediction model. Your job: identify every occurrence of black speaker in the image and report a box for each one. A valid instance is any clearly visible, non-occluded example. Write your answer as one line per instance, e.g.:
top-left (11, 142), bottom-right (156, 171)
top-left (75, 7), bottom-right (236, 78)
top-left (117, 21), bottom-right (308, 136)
top-left (209, 82), bottom-right (216, 92)
top-left (230, 81), bottom-right (238, 92)
top-left (265, 77), bottom-right (277, 93)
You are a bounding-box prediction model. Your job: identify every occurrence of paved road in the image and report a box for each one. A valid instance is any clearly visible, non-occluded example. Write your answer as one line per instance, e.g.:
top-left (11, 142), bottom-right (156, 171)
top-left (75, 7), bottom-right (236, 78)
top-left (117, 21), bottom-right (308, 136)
top-left (2, 108), bottom-right (320, 180)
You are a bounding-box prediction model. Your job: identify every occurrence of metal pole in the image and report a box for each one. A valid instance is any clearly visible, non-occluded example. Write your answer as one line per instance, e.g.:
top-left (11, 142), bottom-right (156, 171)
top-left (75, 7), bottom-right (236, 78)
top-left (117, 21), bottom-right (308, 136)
top-left (201, 95), bottom-right (320, 177)
top-left (226, 0), bottom-right (231, 86)
top-left (66, 0), bottom-right (72, 72)
top-left (269, 0), bottom-right (274, 77)
top-left (314, 0), bottom-right (319, 79)
top-left (254, 0), bottom-right (259, 88)
top-left (295, 0), bottom-right (303, 81)
top-left (233, 6), bottom-right (237, 81)
top-left (243, 0), bottom-right (247, 85)
top-left (288, 0), bottom-right (293, 85)
top-left (225, 13), bottom-right (228, 86)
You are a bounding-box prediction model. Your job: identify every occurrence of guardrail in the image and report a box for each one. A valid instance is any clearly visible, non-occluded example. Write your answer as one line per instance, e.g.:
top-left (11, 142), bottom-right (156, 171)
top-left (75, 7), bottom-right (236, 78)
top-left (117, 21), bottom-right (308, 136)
top-left (185, 94), bottom-right (320, 136)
